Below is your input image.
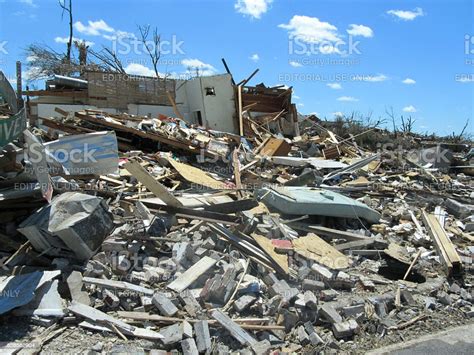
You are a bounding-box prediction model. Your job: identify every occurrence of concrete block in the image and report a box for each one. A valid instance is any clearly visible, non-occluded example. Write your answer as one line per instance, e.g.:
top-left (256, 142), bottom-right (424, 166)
top-left (302, 279), bottom-right (325, 291)
top-left (234, 294), bottom-right (257, 312)
top-left (181, 338), bottom-right (198, 355)
top-left (194, 320), bottom-right (211, 353)
top-left (319, 303), bottom-right (342, 324)
top-left (332, 319), bottom-right (359, 339)
top-left (152, 292), bottom-right (178, 316)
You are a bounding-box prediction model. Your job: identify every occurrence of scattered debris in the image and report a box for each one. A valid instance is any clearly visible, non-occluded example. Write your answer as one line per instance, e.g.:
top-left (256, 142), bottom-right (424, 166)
top-left (0, 69), bottom-right (473, 354)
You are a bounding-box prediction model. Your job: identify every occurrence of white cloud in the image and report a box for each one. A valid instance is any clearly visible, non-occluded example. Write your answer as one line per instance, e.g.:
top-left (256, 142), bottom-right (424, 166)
top-left (293, 95), bottom-right (300, 99)
top-left (235, 0), bottom-right (273, 19)
top-left (337, 96), bottom-right (358, 102)
top-left (74, 20), bottom-right (114, 36)
top-left (403, 105), bottom-right (417, 113)
top-left (182, 58), bottom-right (217, 76)
top-left (402, 78), bottom-right (416, 84)
top-left (387, 7), bottom-right (424, 21)
top-left (55, 36), bottom-right (94, 47)
top-left (327, 83), bottom-right (342, 89)
top-left (347, 24), bottom-right (373, 38)
top-left (297, 103), bottom-right (304, 107)
top-left (279, 15), bottom-right (341, 44)
top-left (19, 0), bottom-right (37, 7)
top-left (333, 111), bottom-right (344, 118)
top-left (249, 53), bottom-right (260, 62)
top-left (289, 60), bottom-right (302, 67)
top-left (124, 63), bottom-right (157, 77)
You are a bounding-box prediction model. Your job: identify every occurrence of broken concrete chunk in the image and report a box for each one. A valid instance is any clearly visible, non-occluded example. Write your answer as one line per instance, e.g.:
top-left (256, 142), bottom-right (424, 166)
top-left (233, 294), bottom-right (257, 312)
top-left (342, 304), bottom-right (365, 318)
top-left (103, 289), bottom-right (120, 309)
top-left (211, 309), bottom-right (257, 346)
top-left (332, 319), bottom-right (360, 339)
top-left (152, 292), bottom-right (179, 316)
top-left (159, 323), bottom-right (183, 345)
top-left (319, 303), bottom-right (343, 324)
top-left (302, 279), bottom-right (325, 291)
top-left (194, 320), bottom-right (211, 353)
top-left (303, 290), bottom-right (318, 310)
top-left (181, 338), bottom-right (199, 355)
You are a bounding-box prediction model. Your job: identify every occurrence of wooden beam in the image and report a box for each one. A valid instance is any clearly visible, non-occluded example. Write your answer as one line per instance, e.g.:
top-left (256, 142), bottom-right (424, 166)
top-left (237, 85), bottom-right (243, 136)
top-left (221, 58), bottom-right (236, 85)
top-left (238, 69), bottom-right (259, 86)
top-left (422, 210), bottom-right (462, 275)
top-left (22, 89), bottom-right (88, 97)
top-left (124, 160), bottom-right (182, 207)
top-left (166, 91), bottom-right (184, 120)
top-left (167, 256), bottom-right (217, 292)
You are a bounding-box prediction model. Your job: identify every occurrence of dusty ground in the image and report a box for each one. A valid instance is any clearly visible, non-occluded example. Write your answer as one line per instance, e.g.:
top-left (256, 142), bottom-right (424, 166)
top-left (0, 307), bottom-right (472, 354)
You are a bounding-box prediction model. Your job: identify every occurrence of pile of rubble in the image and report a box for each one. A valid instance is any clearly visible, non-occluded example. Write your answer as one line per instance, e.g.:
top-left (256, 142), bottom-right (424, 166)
top-left (1, 89), bottom-right (473, 353)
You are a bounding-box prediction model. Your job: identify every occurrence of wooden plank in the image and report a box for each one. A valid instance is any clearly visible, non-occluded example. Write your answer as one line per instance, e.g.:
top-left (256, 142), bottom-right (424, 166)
top-left (167, 158), bottom-right (228, 190)
top-left (203, 199), bottom-right (258, 214)
top-left (288, 223), bottom-right (370, 242)
top-left (167, 256), bottom-right (217, 292)
top-left (237, 85), bottom-right (243, 136)
top-left (124, 160), bottom-right (182, 207)
top-left (118, 311), bottom-right (285, 330)
top-left (422, 210), bottom-right (462, 275)
top-left (252, 235), bottom-right (289, 275)
top-left (293, 234), bottom-right (351, 270)
top-left (69, 301), bottom-right (163, 340)
top-left (144, 203), bottom-right (241, 225)
top-left (211, 309), bottom-right (257, 346)
top-left (22, 89), bottom-right (88, 97)
top-left (166, 91), bottom-right (184, 120)
top-left (209, 224), bottom-right (274, 270)
top-left (335, 239), bottom-right (377, 251)
top-left (232, 148), bottom-right (243, 196)
top-left (82, 277), bottom-right (154, 296)
top-left (259, 138), bottom-right (291, 157)
top-left (74, 112), bottom-right (204, 155)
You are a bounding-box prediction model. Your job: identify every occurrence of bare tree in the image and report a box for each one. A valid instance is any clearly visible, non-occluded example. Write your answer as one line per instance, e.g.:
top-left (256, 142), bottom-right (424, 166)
top-left (25, 44), bottom-right (79, 79)
top-left (385, 106), bottom-right (398, 133)
top-left (58, 0), bottom-right (73, 62)
top-left (400, 115), bottom-right (416, 133)
top-left (451, 118), bottom-right (471, 142)
top-left (88, 47), bottom-right (126, 73)
top-left (138, 25), bottom-right (161, 77)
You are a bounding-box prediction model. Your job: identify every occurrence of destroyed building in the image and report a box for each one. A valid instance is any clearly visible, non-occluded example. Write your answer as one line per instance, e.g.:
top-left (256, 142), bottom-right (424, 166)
top-left (0, 62), bottom-right (473, 355)
top-left (26, 70), bottom-right (298, 137)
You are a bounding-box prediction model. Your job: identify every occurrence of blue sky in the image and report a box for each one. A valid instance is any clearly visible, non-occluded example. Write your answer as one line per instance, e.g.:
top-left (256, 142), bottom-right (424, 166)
top-left (0, 0), bottom-right (473, 135)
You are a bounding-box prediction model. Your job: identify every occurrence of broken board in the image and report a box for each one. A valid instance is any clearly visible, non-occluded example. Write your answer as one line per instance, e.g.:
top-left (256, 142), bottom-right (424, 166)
top-left (293, 233), bottom-right (351, 270)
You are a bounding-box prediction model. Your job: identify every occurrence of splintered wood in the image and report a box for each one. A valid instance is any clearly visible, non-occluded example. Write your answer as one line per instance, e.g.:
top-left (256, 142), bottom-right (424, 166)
top-left (422, 210), bottom-right (462, 275)
top-left (124, 160), bottom-right (182, 207)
